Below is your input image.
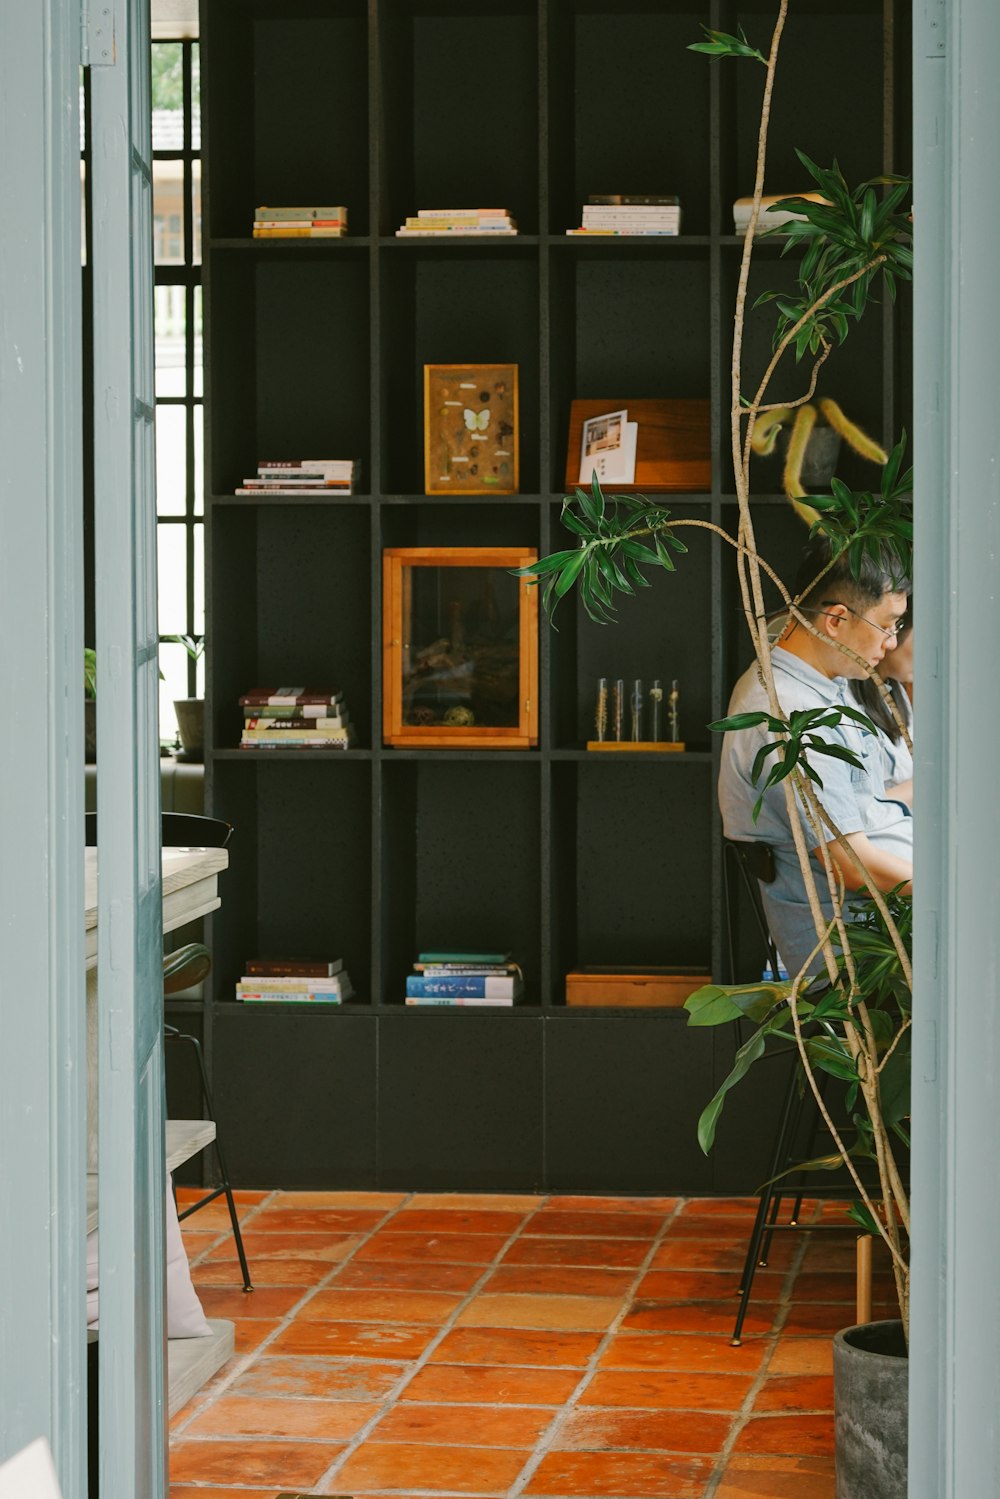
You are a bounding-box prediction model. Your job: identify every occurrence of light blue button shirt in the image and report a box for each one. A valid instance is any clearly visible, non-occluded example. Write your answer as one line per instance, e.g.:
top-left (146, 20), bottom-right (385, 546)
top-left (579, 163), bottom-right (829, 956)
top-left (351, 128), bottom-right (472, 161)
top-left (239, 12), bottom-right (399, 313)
top-left (719, 646), bottom-right (913, 979)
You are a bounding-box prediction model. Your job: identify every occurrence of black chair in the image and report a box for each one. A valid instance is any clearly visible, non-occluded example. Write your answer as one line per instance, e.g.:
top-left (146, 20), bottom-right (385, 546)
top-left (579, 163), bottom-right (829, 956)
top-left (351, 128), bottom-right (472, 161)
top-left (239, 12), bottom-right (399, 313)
top-left (84, 811), bottom-right (252, 1293)
top-left (723, 838), bottom-right (831, 1344)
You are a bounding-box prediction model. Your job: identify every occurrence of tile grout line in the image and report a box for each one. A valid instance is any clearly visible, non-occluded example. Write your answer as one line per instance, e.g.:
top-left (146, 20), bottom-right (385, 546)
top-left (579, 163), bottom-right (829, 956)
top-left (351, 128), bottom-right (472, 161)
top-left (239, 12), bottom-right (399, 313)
top-left (171, 1191), bottom-right (419, 1437)
top-left (699, 1213), bottom-right (821, 1499)
top-left (311, 1197), bottom-right (556, 1492)
top-left (503, 1196), bottom-right (687, 1499)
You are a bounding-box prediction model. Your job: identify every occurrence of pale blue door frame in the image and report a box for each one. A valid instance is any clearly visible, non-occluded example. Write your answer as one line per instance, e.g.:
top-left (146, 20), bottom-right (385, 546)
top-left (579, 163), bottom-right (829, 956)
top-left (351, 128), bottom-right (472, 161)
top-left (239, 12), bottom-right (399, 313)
top-left (0, 0), bottom-right (87, 1495)
top-left (910, 1), bottom-right (1000, 1495)
top-left (0, 0), bottom-right (163, 1495)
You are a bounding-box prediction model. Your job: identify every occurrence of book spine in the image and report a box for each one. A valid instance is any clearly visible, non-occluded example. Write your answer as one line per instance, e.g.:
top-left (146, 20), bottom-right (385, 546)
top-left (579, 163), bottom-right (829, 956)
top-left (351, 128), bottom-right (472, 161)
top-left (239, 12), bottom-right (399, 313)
top-left (417, 952), bottom-right (509, 964)
top-left (394, 228), bottom-right (517, 236)
top-left (242, 704), bottom-right (334, 720)
top-left (416, 208), bottom-right (508, 218)
top-left (244, 477), bottom-right (353, 487)
top-left (239, 992), bottom-right (345, 1004)
top-left (238, 976), bottom-right (348, 992)
top-left (244, 961), bottom-right (344, 977)
top-left (254, 219), bottom-right (344, 230)
top-left (417, 965), bottom-right (518, 976)
top-left (252, 226), bottom-right (346, 238)
top-left (243, 716), bottom-right (348, 730)
top-left (239, 743), bottom-right (352, 755)
top-left (239, 689), bottom-right (342, 705)
top-left (404, 995), bottom-right (514, 1007)
top-left (255, 206), bottom-right (348, 220)
top-left (405, 975), bottom-right (519, 998)
top-left (235, 487), bottom-right (355, 496)
top-left (240, 731), bottom-right (351, 742)
top-left (587, 194), bottom-right (681, 206)
top-left (256, 461), bottom-right (356, 472)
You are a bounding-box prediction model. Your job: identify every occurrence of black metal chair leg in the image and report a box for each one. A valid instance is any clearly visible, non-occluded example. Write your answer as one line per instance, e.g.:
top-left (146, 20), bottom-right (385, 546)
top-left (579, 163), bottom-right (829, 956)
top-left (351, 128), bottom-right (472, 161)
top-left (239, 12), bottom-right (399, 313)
top-left (731, 1057), bottom-right (800, 1344)
top-left (166, 1027), bottom-right (253, 1293)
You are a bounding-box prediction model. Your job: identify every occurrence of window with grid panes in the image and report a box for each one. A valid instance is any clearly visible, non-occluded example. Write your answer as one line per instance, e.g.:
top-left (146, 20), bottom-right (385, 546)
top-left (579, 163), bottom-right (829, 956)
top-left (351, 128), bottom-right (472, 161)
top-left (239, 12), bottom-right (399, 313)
top-left (152, 40), bottom-right (203, 742)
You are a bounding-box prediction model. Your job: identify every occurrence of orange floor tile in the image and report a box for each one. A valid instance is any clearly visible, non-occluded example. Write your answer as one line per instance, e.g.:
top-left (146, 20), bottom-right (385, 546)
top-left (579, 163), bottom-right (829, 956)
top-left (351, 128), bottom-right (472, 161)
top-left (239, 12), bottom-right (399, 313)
top-left (168, 1188), bottom-right (866, 1498)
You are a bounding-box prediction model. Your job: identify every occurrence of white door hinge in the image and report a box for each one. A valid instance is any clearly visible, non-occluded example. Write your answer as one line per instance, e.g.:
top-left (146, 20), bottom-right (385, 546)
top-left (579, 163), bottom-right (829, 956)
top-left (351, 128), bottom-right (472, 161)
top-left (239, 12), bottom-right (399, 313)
top-left (82, 1), bottom-right (116, 66)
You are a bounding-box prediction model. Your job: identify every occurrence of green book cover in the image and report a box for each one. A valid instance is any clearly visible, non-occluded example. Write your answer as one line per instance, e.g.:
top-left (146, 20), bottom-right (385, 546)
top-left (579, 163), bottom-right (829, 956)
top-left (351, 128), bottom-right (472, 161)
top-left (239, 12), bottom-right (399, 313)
top-left (417, 950), bottom-right (510, 964)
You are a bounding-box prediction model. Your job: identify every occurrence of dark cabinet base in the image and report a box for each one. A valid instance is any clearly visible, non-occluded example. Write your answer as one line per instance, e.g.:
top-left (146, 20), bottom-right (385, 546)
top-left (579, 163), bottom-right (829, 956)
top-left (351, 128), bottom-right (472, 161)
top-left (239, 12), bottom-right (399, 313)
top-left (210, 1008), bottom-right (787, 1195)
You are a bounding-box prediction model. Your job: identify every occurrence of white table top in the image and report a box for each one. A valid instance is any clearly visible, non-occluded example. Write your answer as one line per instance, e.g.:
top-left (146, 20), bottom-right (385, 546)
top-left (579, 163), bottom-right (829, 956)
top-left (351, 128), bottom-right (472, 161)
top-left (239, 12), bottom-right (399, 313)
top-left (84, 846), bottom-right (229, 965)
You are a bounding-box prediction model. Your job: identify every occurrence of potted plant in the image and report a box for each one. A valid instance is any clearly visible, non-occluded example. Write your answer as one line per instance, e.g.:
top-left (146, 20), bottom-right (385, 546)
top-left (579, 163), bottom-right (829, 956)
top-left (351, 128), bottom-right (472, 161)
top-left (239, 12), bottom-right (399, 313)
top-left (518, 7), bottom-right (914, 1496)
top-left (164, 634), bottom-right (205, 761)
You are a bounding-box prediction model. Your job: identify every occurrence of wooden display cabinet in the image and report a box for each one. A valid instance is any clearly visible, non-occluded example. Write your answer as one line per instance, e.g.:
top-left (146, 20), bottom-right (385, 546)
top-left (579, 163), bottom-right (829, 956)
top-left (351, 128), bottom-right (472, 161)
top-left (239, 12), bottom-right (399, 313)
top-left (382, 547), bottom-right (539, 749)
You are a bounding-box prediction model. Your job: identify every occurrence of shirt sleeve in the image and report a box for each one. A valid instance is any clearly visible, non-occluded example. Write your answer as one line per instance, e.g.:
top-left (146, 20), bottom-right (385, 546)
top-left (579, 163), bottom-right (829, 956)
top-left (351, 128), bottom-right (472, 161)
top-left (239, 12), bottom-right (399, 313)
top-left (788, 730), bottom-right (867, 845)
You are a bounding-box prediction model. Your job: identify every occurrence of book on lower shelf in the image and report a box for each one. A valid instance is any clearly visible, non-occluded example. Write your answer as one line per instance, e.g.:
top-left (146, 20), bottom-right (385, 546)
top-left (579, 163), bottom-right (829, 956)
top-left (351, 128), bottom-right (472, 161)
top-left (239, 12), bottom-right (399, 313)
top-left (237, 686), bottom-right (355, 749)
top-left (567, 195), bottom-right (681, 236)
top-left (252, 205), bottom-right (348, 238)
top-left (394, 208), bottom-right (517, 237)
top-left (405, 952), bottom-right (524, 1006)
top-left (236, 959), bottom-right (355, 1004)
top-left (236, 457), bottom-right (359, 497)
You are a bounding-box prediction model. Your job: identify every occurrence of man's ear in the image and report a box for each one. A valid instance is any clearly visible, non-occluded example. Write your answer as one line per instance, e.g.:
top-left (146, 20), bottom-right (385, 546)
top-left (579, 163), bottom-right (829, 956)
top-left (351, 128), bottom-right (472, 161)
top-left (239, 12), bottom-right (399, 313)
top-left (821, 603), bottom-right (847, 638)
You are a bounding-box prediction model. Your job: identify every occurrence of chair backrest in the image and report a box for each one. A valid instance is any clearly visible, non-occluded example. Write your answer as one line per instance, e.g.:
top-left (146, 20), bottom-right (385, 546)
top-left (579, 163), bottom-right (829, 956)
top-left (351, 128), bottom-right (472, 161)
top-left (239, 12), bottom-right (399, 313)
top-left (84, 811), bottom-right (233, 848)
top-left (723, 838), bottom-right (781, 983)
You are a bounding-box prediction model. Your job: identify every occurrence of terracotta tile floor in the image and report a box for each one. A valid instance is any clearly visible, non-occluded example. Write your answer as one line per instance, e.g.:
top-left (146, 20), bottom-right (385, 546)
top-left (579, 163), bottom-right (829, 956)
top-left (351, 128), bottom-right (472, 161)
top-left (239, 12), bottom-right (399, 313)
top-left (170, 1189), bottom-right (895, 1498)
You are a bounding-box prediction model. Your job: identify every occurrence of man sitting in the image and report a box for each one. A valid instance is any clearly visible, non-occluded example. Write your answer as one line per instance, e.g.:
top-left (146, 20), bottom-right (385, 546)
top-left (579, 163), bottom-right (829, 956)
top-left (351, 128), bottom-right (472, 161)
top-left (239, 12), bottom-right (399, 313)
top-left (719, 537), bottom-right (912, 980)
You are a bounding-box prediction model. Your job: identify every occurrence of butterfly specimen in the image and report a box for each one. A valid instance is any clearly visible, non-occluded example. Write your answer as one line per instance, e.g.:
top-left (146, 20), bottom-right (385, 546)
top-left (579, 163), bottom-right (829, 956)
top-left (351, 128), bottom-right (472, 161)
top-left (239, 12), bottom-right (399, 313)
top-left (463, 407), bottom-right (491, 432)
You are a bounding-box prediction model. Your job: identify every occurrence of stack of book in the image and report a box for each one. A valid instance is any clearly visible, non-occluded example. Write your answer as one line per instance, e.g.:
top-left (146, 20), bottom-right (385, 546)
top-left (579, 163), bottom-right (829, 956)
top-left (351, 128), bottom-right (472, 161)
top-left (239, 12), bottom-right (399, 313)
top-left (252, 205), bottom-right (348, 238)
top-left (236, 957), bottom-right (355, 1004)
top-left (394, 209), bottom-right (517, 237)
top-left (732, 191), bottom-right (827, 235)
top-left (236, 458), bottom-right (358, 497)
top-left (238, 687), bottom-right (354, 749)
top-left (567, 194), bottom-right (681, 236)
top-left (405, 951), bottom-right (524, 1007)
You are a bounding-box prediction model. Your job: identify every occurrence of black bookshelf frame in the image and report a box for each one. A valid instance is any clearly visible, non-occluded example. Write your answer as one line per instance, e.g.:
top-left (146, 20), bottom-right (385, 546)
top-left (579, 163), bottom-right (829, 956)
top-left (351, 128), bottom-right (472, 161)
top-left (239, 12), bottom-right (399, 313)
top-left (196, 0), bottom-right (912, 1190)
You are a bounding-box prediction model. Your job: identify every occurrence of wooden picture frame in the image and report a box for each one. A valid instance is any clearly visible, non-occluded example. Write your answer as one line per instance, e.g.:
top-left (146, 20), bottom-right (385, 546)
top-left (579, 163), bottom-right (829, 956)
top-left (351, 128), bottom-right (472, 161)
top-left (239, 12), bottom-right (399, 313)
top-left (423, 364), bottom-right (519, 495)
top-left (383, 547), bottom-right (538, 748)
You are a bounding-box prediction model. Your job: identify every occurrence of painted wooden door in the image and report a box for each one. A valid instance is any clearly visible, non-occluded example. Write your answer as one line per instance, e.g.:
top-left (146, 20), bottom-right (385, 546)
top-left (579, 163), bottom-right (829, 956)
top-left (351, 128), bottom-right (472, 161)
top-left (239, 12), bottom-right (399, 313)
top-left (89, 0), bottom-right (166, 1493)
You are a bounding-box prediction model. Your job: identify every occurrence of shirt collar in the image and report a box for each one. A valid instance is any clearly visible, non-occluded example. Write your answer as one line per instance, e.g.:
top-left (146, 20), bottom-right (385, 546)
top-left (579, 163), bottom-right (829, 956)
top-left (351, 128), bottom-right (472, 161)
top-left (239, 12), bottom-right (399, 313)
top-left (770, 645), bottom-right (848, 705)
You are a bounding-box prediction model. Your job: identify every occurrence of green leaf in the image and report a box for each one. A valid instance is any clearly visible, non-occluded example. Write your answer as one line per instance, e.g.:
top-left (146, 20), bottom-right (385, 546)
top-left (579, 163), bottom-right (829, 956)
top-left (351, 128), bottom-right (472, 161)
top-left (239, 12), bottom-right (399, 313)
top-left (845, 1201), bottom-right (882, 1237)
top-left (696, 1031), bottom-right (767, 1154)
top-left (554, 548), bottom-right (588, 599)
top-left (685, 980), bottom-right (791, 1028)
top-left (688, 25), bottom-right (766, 64)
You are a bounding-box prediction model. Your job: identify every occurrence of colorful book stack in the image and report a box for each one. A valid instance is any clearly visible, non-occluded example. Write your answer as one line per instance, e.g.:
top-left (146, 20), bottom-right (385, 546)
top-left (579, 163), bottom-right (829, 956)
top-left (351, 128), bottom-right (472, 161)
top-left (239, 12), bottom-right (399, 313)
top-left (405, 951), bottom-right (524, 1007)
top-left (236, 957), bottom-right (355, 1005)
top-left (235, 458), bottom-right (358, 497)
top-left (238, 687), bottom-right (354, 750)
top-left (252, 205), bottom-right (348, 238)
top-left (567, 194), bottom-right (681, 236)
top-left (394, 208), bottom-right (517, 237)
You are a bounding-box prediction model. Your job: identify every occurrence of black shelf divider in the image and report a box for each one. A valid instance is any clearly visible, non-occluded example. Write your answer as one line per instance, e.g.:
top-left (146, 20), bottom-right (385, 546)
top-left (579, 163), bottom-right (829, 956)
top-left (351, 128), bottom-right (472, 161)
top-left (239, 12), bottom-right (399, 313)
top-left (200, 0), bottom-right (911, 1191)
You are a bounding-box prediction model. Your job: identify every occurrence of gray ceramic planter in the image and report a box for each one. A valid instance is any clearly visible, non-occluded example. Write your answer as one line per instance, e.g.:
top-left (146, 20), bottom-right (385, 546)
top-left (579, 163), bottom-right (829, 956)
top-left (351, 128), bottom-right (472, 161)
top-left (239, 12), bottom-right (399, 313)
top-left (833, 1318), bottom-right (908, 1499)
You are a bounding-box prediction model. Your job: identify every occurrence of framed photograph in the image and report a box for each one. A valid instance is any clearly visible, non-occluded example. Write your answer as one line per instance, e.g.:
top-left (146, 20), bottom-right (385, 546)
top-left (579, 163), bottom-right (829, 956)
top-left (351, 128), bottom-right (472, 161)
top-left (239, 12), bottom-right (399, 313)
top-left (383, 547), bottom-right (538, 748)
top-left (423, 364), bottom-right (519, 495)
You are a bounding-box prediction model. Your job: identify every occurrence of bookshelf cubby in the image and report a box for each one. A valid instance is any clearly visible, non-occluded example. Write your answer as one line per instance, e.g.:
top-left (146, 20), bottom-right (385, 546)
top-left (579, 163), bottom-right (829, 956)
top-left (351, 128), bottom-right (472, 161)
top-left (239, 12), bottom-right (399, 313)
top-left (195, 0), bottom-right (912, 1190)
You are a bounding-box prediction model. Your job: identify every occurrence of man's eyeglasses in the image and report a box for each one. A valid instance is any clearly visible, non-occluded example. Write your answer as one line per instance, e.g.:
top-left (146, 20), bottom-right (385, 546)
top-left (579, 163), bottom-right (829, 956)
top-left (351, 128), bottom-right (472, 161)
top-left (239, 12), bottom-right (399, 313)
top-left (817, 600), bottom-right (901, 642)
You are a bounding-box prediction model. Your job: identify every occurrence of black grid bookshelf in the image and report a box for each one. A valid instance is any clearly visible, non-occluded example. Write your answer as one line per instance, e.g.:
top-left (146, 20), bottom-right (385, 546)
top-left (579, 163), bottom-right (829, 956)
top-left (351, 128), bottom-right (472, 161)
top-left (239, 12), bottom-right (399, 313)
top-left (190, 0), bottom-right (912, 1189)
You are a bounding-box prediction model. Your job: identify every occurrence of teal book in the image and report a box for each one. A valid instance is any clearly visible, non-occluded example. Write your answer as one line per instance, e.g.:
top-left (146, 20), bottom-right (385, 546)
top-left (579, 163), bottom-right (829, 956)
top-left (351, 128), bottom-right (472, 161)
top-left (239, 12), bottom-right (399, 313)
top-left (417, 950), bottom-right (510, 965)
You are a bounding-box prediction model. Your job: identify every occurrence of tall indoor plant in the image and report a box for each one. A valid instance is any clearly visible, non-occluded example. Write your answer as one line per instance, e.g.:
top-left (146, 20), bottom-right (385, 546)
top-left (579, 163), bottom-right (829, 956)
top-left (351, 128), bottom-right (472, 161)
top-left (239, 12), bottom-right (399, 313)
top-left (520, 6), bottom-right (913, 1493)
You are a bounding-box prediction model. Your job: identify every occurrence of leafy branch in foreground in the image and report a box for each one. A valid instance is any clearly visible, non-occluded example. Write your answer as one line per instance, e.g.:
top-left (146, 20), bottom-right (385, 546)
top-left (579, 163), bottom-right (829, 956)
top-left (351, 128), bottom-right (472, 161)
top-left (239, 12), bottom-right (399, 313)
top-left (687, 25), bottom-right (767, 65)
top-left (755, 150), bottom-right (913, 359)
top-left (709, 703), bottom-right (878, 821)
top-left (513, 476), bottom-right (687, 624)
top-left (804, 431), bottom-right (913, 584)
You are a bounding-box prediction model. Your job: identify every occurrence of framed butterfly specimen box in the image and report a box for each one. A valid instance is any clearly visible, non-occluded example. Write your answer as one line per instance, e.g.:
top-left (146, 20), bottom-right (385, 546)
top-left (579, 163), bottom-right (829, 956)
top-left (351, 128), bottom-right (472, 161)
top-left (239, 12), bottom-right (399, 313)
top-left (423, 363), bottom-right (519, 494)
top-left (383, 546), bottom-right (538, 748)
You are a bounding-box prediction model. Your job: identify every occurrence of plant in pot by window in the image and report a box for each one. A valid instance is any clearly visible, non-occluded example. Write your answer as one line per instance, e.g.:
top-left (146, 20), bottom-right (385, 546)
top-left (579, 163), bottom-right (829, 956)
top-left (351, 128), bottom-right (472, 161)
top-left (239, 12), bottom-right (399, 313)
top-left (517, 6), bottom-right (914, 1496)
top-left (165, 634), bottom-right (205, 762)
